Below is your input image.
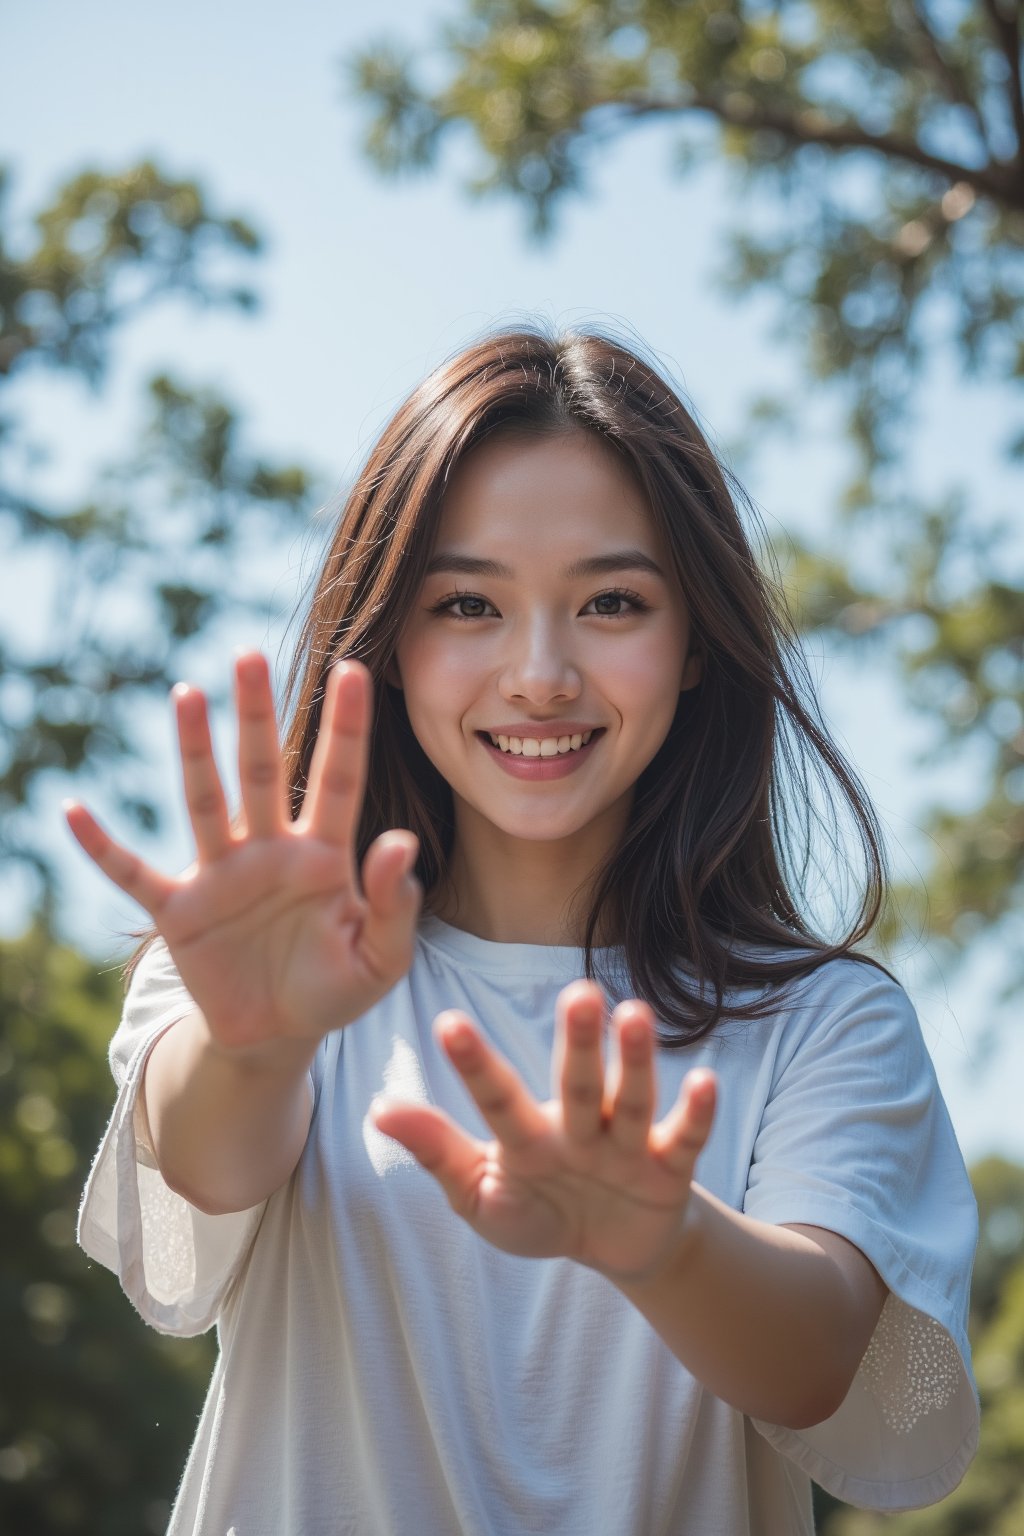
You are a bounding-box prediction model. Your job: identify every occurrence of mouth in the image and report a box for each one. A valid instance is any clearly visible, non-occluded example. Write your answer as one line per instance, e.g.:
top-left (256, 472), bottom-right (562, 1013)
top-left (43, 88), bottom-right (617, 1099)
top-left (475, 728), bottom-right (605, 779)
top-left (477, 728), bottom-right (604, 759)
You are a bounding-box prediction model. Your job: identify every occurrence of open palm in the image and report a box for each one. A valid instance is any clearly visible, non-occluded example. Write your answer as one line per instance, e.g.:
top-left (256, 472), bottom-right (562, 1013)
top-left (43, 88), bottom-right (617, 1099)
top-left (65, 652), bottom-right (421, 1051)
top-left (371, 981), bottom-right (717, 1285)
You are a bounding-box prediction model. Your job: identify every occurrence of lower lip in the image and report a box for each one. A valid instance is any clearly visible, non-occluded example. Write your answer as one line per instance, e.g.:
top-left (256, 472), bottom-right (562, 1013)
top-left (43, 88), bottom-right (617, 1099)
top-left (477, 732), bottom-right (603, 780)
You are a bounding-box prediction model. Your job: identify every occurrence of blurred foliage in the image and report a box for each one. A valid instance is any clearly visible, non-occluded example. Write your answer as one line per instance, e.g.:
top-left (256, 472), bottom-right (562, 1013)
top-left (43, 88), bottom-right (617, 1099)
top-left (348, 0), bottom-right (1024, 1005)
top-left (0, 159), bottom-right (327, 921)
top-left (0, 926), bottom-right (215, 1535)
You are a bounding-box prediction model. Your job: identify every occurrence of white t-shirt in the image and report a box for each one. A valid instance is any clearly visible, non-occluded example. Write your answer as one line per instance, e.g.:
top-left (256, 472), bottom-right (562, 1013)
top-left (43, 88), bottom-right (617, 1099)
top-left (78, 916), bottom-right (979, 1536)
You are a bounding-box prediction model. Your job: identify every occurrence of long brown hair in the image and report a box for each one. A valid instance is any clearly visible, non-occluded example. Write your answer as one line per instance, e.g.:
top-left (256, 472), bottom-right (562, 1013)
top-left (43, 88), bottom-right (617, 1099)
top-left (130, 324), bottom-right (895, 1044)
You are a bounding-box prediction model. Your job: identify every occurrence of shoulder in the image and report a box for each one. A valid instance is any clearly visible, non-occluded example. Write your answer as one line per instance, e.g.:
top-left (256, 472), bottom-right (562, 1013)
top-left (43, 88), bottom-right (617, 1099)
top-left (109, 936), bottom-right (195, 1078)
top-left (720, 939), bottom-right (911, 1018)
top-left (125, 934), bottom-right (181, 994)
top-left (716, 943), bottom-right (917, 1056)
top-left (779, 949), bottom-right (910, 1011)
top-left (757, 951), bottom-right (932, 1094)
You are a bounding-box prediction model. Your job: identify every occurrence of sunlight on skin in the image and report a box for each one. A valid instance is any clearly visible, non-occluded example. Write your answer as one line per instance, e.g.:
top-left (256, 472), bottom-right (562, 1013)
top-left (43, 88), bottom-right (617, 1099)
top-left (371, 979), bottom-right (718, 1284)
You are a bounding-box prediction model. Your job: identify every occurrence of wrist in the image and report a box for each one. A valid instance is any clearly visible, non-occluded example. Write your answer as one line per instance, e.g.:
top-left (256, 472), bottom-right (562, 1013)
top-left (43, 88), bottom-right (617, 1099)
top-left (591, 1187), bottom-right (707, 1292)
top-left (164, 1007), bottom-right (317, 1081)
top-left (193, 1009), bottom-right (321, 1077)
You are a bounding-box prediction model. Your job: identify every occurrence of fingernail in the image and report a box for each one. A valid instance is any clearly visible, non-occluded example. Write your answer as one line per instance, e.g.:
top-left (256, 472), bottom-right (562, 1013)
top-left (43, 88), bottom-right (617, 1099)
top-left (393, 835), bottom-right (417, 874)
top-left (443, 1020), bottom-right (474, 1053)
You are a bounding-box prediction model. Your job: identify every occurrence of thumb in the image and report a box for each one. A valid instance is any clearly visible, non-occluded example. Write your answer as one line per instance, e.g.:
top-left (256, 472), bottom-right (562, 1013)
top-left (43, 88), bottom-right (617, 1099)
top-left (360, 831), bottom-right (422, 973)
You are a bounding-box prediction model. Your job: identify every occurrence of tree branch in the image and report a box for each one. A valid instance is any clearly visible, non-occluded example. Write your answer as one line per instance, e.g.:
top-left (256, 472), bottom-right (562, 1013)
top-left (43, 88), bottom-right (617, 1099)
top-left (904, 0), bottom-right (993, 155)
top-left (591, 88), bottom-right (1024, 210)
top-left (981, 0), bottom-right (1024, 165)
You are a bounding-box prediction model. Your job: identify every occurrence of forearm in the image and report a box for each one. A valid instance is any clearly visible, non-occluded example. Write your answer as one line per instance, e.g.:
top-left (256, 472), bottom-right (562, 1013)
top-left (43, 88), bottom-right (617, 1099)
top-left (140, 1010), bottom-right (317, 1216)
top-left (610, 1185), bottom-right (885, 1430)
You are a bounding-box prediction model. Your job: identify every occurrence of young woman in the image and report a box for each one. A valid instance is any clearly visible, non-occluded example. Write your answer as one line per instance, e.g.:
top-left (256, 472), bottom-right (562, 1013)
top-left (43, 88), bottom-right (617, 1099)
top-left (69, 326), bottom-right (978, 1535)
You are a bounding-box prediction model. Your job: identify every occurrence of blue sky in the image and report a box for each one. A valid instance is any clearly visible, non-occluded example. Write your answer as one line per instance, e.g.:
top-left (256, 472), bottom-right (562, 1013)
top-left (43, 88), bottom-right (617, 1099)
top-left (4, 0), bottom-right (1022, 1163)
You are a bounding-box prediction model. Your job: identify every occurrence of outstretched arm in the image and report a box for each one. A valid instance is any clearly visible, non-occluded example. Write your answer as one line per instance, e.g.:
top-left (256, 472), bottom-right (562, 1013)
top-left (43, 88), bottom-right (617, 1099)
top-left (66, 652), bottom-right (421, 1215)
top-left (371, 980), bottom-right (887, 1430)
top-left (611, 1191), bottom-right (887, 1429)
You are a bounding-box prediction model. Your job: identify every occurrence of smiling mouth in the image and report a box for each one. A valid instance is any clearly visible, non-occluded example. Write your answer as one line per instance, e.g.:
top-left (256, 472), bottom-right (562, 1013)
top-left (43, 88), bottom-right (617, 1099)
top-left (477, 728), bottom-right (604, 758)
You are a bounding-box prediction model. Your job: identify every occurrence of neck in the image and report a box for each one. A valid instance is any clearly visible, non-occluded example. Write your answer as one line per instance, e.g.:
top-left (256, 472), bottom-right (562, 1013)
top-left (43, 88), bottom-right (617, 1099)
top-left (427, 807), bottom-right (625, 947)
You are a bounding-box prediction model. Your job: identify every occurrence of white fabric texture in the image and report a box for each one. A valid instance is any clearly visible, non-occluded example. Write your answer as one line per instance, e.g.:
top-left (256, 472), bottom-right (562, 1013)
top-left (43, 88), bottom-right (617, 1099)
top-left (78, 918), bottom-right (979, 1536)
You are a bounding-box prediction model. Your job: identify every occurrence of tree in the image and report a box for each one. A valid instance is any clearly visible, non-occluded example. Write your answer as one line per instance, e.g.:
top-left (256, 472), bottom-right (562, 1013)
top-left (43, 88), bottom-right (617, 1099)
top-left (0, 161), bottom-right (326, 927)
top-left (0, 157), bottom-right (341, 1530)
top-left (348, 0), bottom-right (1024, 1003)
top-left (0, 925), bottom-right (216, 1533)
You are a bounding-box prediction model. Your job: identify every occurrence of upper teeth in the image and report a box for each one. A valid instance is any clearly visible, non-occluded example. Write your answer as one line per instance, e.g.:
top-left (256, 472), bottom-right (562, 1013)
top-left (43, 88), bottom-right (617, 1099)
top-left (487, 731), bottom-right (594, 756)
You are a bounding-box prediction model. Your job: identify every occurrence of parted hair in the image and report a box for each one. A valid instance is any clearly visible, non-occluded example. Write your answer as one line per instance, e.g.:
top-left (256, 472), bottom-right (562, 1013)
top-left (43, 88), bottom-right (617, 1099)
top-left (130, 323), bottom-right (896, 1042)
top-left (128, 328), bottom-right (896, 1038)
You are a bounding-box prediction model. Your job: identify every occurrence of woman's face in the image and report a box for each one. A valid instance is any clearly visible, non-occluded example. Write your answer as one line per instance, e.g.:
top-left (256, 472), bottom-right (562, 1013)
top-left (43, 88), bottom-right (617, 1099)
top-left (391, 429), bottom-right (702, 853)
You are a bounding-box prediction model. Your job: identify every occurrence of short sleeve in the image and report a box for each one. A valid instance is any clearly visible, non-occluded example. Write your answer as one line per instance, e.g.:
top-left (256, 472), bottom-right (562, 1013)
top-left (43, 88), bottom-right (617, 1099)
top-left (743, 964), bottom-right (979, 1510)
top-left (77, 938), bottom-right (268, 1337)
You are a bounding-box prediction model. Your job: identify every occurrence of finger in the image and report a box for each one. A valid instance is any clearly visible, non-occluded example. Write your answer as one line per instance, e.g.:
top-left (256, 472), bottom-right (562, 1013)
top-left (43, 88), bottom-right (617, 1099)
top-left (357, 830), bottom-right (421, 982)
top-left (650, 1069), bottom-right (717, 1180)
top-left (369, 1098), bottom-right (488, 1221)
top-left (173, 684), bottom-right (233, 861)
top-left (235, 651), bottom-right (287, 839)
top-left (299, 660), bottom-right (370, 861)
top-left (436, 1013), bottom-right (549, 1153)
top-left (553, 981), bottom-right (606, 1143)
top-left (63, 800), bottom-right (175, 917)
top-left (604, 1002), bottom-right (657, 1156)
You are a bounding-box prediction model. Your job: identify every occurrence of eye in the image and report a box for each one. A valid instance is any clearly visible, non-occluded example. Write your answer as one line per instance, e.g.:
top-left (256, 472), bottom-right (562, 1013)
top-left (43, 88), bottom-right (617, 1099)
top-left (429, 591), bottom-right (497, 621)
top-left (584, 588), bottom-right (651, 618)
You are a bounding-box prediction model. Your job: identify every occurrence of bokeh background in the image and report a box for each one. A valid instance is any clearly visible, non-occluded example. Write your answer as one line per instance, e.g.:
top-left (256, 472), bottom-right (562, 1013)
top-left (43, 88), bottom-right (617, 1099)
top-left (2, 2), bottom-right (1022, 1530)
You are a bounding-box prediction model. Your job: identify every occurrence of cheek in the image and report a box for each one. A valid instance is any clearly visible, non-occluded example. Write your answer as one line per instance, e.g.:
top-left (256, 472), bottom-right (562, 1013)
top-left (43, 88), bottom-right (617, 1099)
top-left (599, 630), bottom-right (687, 703)
top-left (397, 632), bottom-right (480, 724)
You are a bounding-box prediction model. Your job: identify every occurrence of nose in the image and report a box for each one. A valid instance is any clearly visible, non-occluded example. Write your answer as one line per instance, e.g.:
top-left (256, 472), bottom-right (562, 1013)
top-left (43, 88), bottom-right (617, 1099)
top-left (498, 613), bottom-right (582, 706)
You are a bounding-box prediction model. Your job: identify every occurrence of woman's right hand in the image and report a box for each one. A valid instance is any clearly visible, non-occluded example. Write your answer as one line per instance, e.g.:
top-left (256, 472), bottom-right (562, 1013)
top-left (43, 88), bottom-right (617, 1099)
top-left (64, 651), bottom-right (422, 1055)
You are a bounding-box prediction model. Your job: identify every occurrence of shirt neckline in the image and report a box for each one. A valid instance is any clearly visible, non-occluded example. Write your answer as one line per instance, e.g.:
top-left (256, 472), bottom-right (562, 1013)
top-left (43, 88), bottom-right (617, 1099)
top-left (416, 913), bottom-right (625, 976)
top-left (416, 916), bottom-right (793, 985)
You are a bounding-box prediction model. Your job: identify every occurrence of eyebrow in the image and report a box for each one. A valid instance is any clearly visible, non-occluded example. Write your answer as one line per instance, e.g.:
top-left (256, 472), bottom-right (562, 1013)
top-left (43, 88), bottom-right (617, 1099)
top-left (423, 549), bottom-right (666, 581)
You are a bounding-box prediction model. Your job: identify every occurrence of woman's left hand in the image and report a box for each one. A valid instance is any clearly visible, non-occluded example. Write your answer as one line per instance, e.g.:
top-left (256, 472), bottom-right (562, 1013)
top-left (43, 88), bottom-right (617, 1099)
top-left (370, 980), bottom-right (717, 1285)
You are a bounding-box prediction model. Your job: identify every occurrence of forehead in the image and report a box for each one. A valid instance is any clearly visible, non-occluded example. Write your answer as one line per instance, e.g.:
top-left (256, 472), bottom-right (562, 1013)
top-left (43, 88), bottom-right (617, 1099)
top-left (435, 430), bottom-right (661, 554)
